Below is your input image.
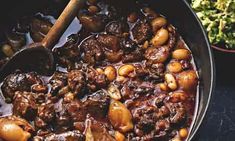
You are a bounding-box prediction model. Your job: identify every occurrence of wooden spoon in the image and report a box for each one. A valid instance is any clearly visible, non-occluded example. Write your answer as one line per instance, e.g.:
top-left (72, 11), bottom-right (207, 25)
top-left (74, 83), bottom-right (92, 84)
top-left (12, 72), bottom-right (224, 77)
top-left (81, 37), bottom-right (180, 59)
top-left (0, 0), bottom-right (85, 81)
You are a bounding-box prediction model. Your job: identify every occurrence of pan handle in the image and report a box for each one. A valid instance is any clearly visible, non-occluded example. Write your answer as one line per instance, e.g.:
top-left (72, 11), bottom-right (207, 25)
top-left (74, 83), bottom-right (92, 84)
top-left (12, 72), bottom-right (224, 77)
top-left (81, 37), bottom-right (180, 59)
top-left (41, 0), bottom-right (85, 49)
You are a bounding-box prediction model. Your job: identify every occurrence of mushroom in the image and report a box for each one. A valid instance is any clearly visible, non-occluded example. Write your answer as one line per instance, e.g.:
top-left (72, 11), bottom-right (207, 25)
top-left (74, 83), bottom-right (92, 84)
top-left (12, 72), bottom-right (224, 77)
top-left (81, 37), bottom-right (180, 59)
top-left (108, 100), bottom-right (133, 133)
top-left (0, 116), bottom-right (34, 141)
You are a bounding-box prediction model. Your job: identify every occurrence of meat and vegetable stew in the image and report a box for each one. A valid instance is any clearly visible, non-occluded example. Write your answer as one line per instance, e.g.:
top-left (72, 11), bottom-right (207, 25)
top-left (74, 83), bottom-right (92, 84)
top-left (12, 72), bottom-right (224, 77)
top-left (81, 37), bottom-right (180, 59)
top-left (0, 0), bottom-right (198, 141)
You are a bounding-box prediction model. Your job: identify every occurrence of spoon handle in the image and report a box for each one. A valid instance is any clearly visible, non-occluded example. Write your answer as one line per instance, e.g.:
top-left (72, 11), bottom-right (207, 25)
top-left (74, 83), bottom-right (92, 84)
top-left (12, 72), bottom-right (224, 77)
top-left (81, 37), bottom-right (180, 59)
top-left (42, 0), bottom-right (85, 49)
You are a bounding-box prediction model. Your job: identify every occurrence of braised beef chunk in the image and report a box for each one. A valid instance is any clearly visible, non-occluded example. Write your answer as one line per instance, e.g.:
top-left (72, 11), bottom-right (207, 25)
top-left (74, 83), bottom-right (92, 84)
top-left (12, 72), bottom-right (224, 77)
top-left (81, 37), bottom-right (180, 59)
top-left (84, 90), bottom-right (110, 118)
top-left (132, 19), bottom-right (152, 44)
top-left (87, 67), bottom-right (108, 91)
top-left (38, 102), bottom-right (55, 122)
top-left (0, 1), bottom-right (198, 141)
top-left (120, 39), bottom-right (144, 63)
top-left (13, 91), bottom-right (37, 120)
top-left (105, 21), bottom-right (129, 37)
top-left (121, 83), bottom-right (135, 100)
top-left (68, 70), bottom-right (86, 95)
top-left (1, 72), bottom-right (42, 101)
top-left (66, 90), bottom-right (110, 121)
top-left (121, 39), bottom-right (138, 52)
top-left (122, 47), bottom-right (143, 63)
top-left (96, 34), bottom-right (124, 62)
top-left (66, 100), bottom-right (86, 122)
top-left (53, 34), bottom-right (80, 69)
top-left (146, 61), bottom-right (165, 81)
top-left (166, 103), bottom-right (186, 124)
top-left (145, 46), bottom-right (170, 63)
top-left (49, 72), bottom-right (68, 95)
top-left (80, 36), bottom-right (104, 65)
top-left (97, 34), bottom-right (121, 52)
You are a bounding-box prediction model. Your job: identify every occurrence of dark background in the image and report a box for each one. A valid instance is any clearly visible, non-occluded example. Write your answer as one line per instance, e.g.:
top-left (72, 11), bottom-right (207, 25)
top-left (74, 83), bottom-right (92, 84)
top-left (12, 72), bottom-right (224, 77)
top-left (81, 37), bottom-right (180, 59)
top-left (193, 50), bottom-right (235, 141)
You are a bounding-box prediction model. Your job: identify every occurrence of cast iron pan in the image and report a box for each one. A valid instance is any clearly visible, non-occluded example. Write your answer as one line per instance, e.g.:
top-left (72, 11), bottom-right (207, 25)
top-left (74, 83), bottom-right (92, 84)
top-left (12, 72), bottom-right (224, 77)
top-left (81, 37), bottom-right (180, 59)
top-left (0, 0), bottom-right (215, 140)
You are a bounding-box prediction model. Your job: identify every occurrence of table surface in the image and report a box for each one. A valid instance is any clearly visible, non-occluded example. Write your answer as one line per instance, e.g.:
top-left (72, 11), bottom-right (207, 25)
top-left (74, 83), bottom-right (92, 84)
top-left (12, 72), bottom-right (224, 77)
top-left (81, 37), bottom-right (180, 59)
top-left (193, 50), bottom-right (235, 141)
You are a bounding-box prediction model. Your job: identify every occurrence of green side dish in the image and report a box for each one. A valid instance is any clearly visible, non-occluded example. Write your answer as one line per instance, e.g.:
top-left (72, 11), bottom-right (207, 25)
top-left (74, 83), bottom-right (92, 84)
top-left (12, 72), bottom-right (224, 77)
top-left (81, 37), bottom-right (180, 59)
top-left (191, 0), bottom-right (235, 49)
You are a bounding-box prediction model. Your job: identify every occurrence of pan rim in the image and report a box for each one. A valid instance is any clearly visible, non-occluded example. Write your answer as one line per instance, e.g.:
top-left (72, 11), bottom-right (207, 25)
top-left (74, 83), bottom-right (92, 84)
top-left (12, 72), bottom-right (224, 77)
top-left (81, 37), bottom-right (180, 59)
top-left (181, 0), bottom-right (216, 140)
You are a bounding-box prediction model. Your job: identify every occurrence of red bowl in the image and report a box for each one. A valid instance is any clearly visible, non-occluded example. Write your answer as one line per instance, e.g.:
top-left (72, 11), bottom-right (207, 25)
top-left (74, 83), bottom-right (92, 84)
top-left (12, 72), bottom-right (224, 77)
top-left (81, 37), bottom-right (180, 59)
top-left (212, 45), bottom-right (235, 53)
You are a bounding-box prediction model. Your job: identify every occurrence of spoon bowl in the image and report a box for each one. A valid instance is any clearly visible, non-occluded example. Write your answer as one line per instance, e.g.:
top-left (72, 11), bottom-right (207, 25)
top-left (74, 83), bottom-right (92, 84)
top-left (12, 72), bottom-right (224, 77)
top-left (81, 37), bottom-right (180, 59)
top-left (0, 43), bottom-right (54, 81)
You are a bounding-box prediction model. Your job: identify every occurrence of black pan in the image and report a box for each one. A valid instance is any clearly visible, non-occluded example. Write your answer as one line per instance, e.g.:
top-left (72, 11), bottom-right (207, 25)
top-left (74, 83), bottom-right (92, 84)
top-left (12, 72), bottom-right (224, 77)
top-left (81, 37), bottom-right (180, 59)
top-left (0, 0), bottom-right (215, 140)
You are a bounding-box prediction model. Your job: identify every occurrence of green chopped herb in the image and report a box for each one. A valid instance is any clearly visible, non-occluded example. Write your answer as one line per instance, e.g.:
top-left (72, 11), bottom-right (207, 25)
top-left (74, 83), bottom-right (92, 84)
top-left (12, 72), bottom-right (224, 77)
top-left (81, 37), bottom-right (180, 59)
top-left (191, 0), bottom-right (235, 49)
